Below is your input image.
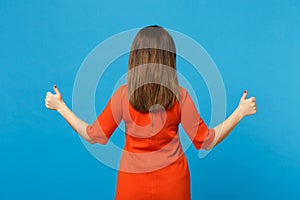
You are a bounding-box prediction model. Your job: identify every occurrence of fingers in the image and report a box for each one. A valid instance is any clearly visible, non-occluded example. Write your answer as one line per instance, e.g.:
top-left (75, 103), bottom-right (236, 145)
top-left (252, 106), bottom-right (257, 114)
top-left (250, 97), bottom-right (256, 102)
top-left (45, 93), bottom-right (50, 104)
top-left (251, 98), bottom-right (257, 114)
top-left (239, 90), bottom-right (257, 116)
top-left (45, 97), bottom-right (50, 109)
top-left (241, 90), bottom-right (256, 102)
top-left (250, 99), bottom-right (257, 109)
top-left (53, 85), bottom-right (60, 95)
top-left (45, 90), bottom-right (53, 108)
top-left (240, 90), bottom-right (248, 101)
top-left (46, 91), bottom-right (52, 98)
top-left (46, 91), bottom-right (52, 99)
top-left (45, 85), bottom-right (60, 110)
top-left (45, 84), bottom-right (60, 98)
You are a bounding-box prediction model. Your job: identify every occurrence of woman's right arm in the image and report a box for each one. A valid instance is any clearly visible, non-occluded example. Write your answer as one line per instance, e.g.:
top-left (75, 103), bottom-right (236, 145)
top-left (204, 90), bottom-right (257, 150)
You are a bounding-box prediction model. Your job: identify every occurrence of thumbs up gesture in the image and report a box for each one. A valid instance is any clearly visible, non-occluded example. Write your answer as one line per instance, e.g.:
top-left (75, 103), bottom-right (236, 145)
top-left (45, 85), bottom-right (63, 111)
top-left (237, 90), bottom-right (257, 118)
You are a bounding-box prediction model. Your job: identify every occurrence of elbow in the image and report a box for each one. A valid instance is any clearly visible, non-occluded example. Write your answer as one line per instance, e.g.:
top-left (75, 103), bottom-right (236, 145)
top-left (203, 129), bottom-right (217, 150)
top-left (196, 129), bottom-right (216, 151)
top-left (86, 126), bottom-right (109, 145)
top-left (194, 142), bottom-right (214, 151)
top-left (88, 139), bottom-right (97, 144)
top-left (203, 144), bottom-right (214, 151)
top-left (87, 138), bottom-right (109, 145)
top-left (194, 143), bottom-right (213, 151)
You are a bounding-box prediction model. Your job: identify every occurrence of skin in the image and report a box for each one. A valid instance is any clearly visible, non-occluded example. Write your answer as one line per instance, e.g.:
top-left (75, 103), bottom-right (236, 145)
top-left (45, 85), bottom-right (257, 150)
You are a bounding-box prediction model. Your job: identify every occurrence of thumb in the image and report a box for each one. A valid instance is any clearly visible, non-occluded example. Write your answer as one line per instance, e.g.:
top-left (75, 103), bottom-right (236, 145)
top-left (240, 90), bottom-right (248, 101)
top-left (53, 85), bottom-right (61, 95)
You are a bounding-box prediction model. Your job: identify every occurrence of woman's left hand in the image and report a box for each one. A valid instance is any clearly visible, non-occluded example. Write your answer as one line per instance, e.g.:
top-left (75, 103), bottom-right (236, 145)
top-left (45, 85), bottom-right (63, 111)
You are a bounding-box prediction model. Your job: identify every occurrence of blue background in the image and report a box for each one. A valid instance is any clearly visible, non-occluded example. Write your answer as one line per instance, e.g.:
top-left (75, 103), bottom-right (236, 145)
top-left (1, 0), bottom-right (299, 199)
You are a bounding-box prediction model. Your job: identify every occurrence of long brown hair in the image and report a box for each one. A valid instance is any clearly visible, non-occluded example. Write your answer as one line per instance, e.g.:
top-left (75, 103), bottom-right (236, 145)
top-left (127, 25), bottom-right (180, 112)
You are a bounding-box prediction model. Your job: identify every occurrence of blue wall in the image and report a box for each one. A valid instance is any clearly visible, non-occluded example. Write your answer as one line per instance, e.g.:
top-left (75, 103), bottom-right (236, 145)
top-left (1, 0), bottom-right (299, 199)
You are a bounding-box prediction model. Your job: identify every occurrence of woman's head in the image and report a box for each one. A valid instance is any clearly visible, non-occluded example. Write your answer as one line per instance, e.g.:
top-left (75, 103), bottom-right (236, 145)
top-left (127, 25), bottom-right (180, 112)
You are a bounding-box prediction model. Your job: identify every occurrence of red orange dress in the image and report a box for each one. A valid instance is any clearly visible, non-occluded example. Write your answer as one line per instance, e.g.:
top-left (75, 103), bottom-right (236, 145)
top-left (86, 85), bottom-right (215, 200)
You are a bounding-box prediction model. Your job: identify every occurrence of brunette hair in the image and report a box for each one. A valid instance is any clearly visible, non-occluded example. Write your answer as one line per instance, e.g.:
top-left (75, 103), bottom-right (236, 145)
top-left (127, 25), bottom-right (180, 112)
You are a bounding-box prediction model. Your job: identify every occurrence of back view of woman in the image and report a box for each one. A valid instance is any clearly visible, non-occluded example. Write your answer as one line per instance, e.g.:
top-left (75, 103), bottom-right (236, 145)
top-left (45, 25), bottom-right (257, 200)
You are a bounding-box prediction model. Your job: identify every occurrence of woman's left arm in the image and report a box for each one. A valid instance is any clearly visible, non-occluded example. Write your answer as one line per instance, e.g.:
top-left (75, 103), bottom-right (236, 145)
top-left (45, 85), bottom-right (95, 144)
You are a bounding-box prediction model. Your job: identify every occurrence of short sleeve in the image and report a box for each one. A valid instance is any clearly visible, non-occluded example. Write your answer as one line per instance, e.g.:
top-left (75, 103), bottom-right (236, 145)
top-left (86, 86), bottom-right (124, 144)
top-left (180, 88), bottom-right (215, 150)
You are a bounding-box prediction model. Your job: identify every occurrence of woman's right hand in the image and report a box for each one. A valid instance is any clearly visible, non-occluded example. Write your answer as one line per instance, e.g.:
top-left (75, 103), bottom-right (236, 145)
top-left (45, 85), bottom-right (64, 111)
top-left (237, 90), bottom-right (257, 118)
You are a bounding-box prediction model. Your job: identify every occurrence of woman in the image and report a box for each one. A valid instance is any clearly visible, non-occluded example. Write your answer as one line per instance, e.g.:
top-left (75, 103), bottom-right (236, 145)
top-left (45, 25), bottom-right (257, 199)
